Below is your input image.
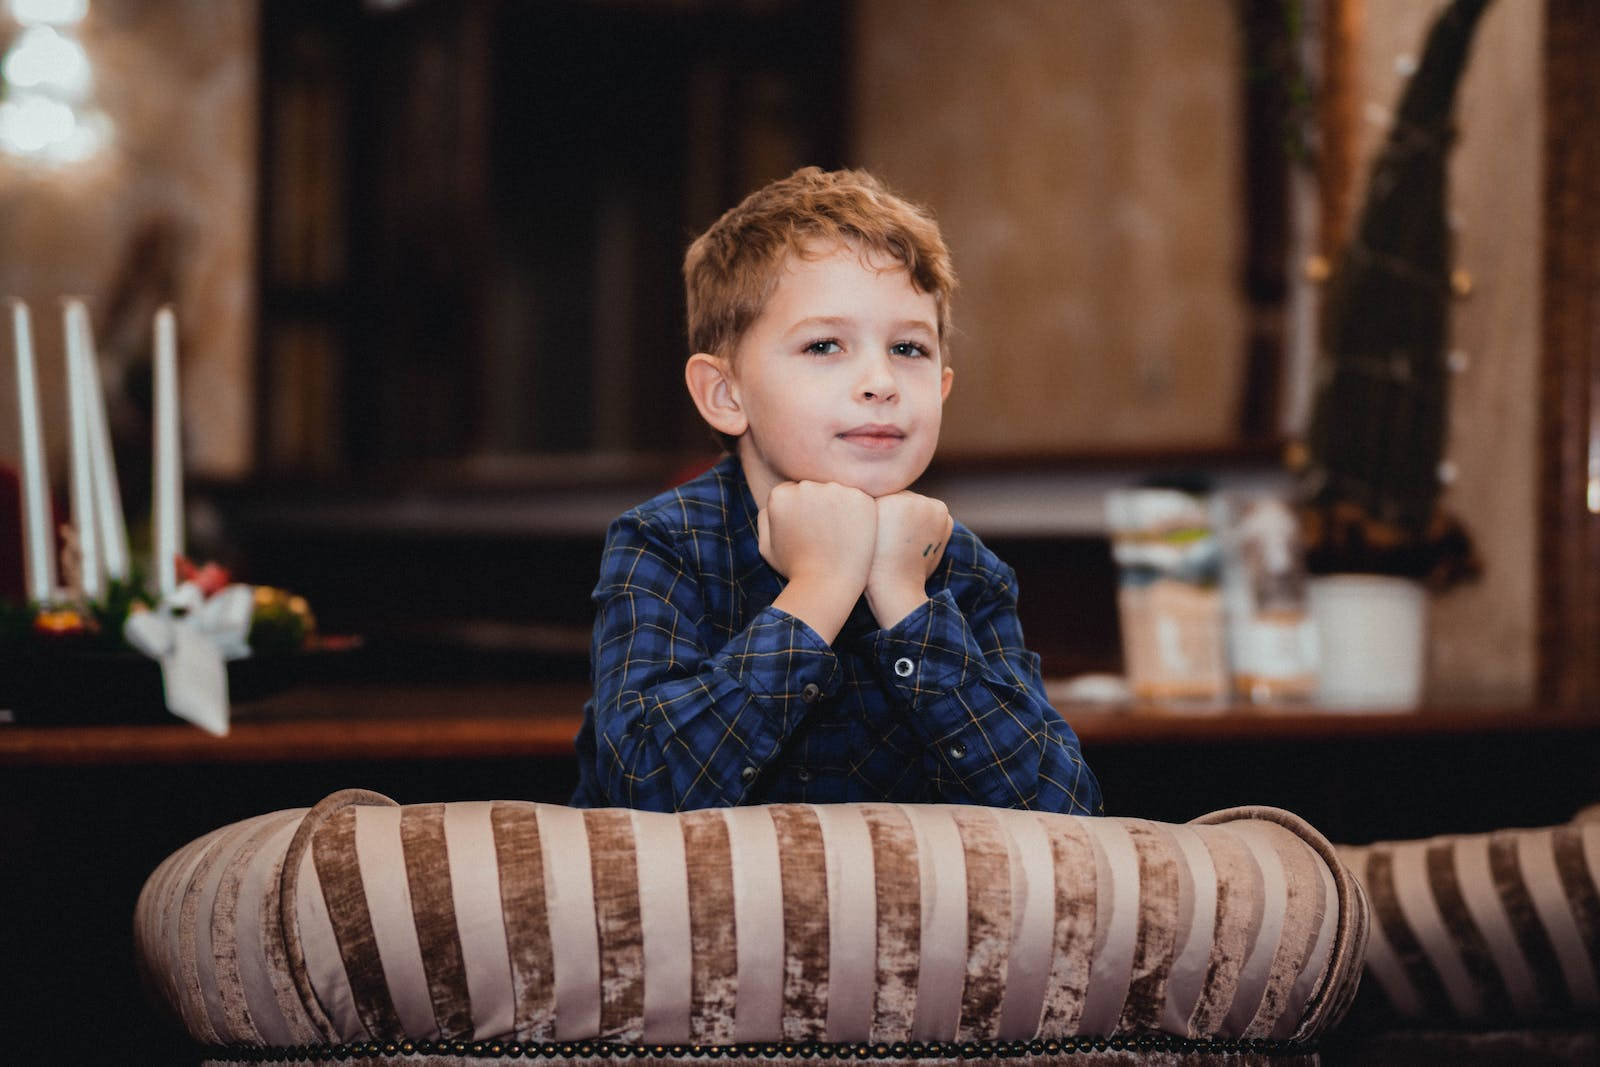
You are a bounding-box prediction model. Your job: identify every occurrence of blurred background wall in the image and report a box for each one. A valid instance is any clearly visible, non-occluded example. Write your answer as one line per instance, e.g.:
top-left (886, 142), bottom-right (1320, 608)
top-left (0, 0), bottom-right (257, 493)
top-left (0, 0), bottom-right (1545, 703)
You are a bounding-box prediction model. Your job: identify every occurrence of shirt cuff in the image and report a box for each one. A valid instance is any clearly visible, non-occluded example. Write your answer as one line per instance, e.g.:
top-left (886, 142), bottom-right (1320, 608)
top-left (871, 589), bottom-right (983, 697)
top-left (720, 605), bottom-right (844, 709)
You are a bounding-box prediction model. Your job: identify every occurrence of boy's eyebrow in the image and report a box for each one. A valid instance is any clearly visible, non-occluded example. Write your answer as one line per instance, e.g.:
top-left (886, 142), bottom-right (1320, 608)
top-left (786, 315), bottom-right (937, 336)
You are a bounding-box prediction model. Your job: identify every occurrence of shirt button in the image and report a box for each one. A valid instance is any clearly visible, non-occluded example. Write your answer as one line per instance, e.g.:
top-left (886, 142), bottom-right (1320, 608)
top-left (894, 657), bottom-right (915, 678)
top-left (796, 767), bottom-right (813, 783)
top-left (800, 683), bottom-right (822, 704)
top-left (740, 765), bottom-right (757, 784)
top-left (947, 741), bottom-right (968, 760)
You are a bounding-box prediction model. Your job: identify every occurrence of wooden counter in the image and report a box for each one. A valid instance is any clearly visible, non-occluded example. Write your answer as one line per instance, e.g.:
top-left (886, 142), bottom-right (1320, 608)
top-left (2, 679), bottom-right (1594, 766)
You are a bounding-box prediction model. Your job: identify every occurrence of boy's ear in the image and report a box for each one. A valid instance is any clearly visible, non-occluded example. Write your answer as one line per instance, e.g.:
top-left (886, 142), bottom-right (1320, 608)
top-left (685, 353), bottom-right (748, 438)
top-left (940, 364), bottom-right (954, 402)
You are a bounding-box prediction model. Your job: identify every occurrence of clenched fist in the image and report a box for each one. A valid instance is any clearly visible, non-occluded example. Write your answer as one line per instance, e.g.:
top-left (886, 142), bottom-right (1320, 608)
top-left (759, 480), bottom-right (877, 642)
top-left (866, 491), bottom-right (953, 628)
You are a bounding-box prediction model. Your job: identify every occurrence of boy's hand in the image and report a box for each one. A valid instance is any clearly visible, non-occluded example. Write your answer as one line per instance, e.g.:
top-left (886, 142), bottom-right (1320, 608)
top-left (866, 491), bottom-right (954, 629)
top-left (760, 481), bottom-right (877, 643)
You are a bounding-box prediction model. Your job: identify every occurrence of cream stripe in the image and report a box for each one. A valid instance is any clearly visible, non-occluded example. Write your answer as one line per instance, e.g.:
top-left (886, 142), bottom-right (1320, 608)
top-left (538, 805), bottom-right (602, 1040)
top-left (1518, 829), bottom-right (1600, 1008)
top-left (1076, 818), bottom-right (1139, 1035)
top-left (444, 802), bottom-right (517, 1040)
top-left (902, 805), bottom-right (968, 1041)
top-left (1454, 833), bottom-right (1541, 1017)
top-left (632, 809), bottom-right (693, 1044)
top-left (1160, 824), bottom-right (1216, 1036)
top-left (296, 846), bottom-right (365, 1041)
top-left (235, 817), bottom-right (307, 1046)
top-left (1346, 848), bottom-right (1424, 1018)
top-left (1222, 823), bottom-right (1286, 1035)
top-left (997, 809), bottom-right (1055, 1040)
top-left (1274, 845), bottom-right (1338, 1040)
top-left (198, 817), bottom-right (280, 1042)
top-left (723, 805), bottom-right (786, 1041)
top-left (198, 817), bottom-right (272, 1042)
top-left (176, 826), bottom-right (235, 1043)
top-left (1391, 839), bottom-right (1481, 1017)
top-left (354, 806), bottom-right (435, 1039)
top-left (814, 803), bottom-right (877, 1042)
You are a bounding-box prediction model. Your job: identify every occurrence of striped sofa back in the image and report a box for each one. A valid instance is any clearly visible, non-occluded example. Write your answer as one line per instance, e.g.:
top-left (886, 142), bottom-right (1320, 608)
top-left (135, 791), bottom-right (1367, 1065)
top-left (1337, 806), bottom-right (1600, 1027)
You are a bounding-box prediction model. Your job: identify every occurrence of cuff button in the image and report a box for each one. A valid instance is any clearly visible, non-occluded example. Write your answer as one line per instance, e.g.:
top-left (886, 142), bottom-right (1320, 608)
top-left (947, 741), bottom-right (967, 760)
top-left (894, 657), bottom-right (915, 678)
top-left (800, 682), bottom-right (822, 704)
top-left (796, 767), bottom-right (813, 783)
top-left (740, 765), bottom-right (758, 783)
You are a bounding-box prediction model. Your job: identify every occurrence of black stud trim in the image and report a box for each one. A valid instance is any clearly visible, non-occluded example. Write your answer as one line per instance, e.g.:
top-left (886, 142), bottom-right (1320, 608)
top-left (201, 1030), bottom-right (1322, 1061)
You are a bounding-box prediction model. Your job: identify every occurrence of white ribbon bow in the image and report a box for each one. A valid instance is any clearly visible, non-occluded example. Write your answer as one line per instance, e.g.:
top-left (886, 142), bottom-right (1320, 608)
top-left (123, 582), bottom-right (255, 736)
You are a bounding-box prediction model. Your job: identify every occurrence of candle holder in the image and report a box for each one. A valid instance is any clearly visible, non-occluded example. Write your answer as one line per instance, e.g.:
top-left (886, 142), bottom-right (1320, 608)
top-left (6, 299), bottom-right (358, 729)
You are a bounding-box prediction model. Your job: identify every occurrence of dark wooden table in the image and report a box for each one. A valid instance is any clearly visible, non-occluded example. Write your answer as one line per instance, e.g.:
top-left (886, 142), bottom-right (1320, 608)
top-left (5, 678), bottom-right (1594, 765)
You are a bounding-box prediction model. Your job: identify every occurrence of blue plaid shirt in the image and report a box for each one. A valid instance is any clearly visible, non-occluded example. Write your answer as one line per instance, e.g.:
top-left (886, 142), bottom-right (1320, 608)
top-left (570, 456), bottom-right (1102, 814)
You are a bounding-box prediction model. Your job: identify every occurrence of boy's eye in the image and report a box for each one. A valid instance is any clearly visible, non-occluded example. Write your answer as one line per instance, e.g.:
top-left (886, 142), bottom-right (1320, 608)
top-left (891, 341), bottom-right (931, 358)
top-left (804, 339), bottom-right (843, 355)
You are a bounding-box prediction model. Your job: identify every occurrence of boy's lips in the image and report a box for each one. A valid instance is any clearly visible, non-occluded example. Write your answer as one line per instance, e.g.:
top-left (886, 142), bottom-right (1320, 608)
top-left (837, 424), bottom-right (906, 450)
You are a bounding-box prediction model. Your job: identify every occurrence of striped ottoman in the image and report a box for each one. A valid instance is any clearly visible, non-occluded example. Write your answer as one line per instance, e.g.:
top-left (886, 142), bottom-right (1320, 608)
top-left (135, 791), bottom-right (1368, 1065)
top-left (1328, 806), bottom-right (1600, 1063)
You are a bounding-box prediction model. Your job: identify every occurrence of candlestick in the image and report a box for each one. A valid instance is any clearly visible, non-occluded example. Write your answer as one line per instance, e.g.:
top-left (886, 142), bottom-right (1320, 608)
top-left (153, 304), bottom-right (183, 598)
top-left (10, 300), bottom-right (57, 602)
top-left (63, 301), bottom-right (101, 601)
top-left (67, 299), bottom-right (129, 582)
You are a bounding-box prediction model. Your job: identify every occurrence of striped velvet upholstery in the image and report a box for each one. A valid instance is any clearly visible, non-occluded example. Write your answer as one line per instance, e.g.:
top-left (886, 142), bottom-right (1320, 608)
top-left (135, 791), bottom-right (1367, 1065)
top-left (1337, 806), bottom-right (1600, 1028)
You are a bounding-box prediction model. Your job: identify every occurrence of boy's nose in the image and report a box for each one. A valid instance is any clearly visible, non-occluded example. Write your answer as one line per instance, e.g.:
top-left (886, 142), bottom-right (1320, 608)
top-left (857, 357), bottom-right (897, 401)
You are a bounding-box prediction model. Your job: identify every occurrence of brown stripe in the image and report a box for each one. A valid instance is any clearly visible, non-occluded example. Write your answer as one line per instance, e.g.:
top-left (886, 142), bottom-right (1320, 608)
top-left (1425, 840), bottom-right (1514, 1019)
top-left (1488, 831), bottom-right (1575, 1015)
top-left (1364, 847), bottom-right (1456, 1021)
top-left (312, 808), bottom-right (404, 1039)
top-left (213, 812), bottom-right (302, 1042)
top-left (401, 804), bottom-right (474, 1038)
top-left (178, 821), bottom-right (255, 1045)
top-left (259, 825), bottom-right (326, 1041)
top-left (769, 805), bottom-right (831, 1042)
top-left (681, 808), bottom-right (737, 1044)
top-left (1551, 825), bottom-right (1600, 984)
top-left (949, 808), bottom-right (1012, 1042)
top-left (491, 802), bottom-right (556, 1039)
top-left (1116, 822), bottom-right (1181, 1034)
top-left (1037, 817), bottom-right (1096, 1035)
top-left (587, 809), bottom-right (646, 1041)
top-left (1245, 828), bottom-right (1325, 1037)
top-left (1189, 827), bottom-right (1264, 1034)
top-left (859, 803), bottom-right (920, 1041)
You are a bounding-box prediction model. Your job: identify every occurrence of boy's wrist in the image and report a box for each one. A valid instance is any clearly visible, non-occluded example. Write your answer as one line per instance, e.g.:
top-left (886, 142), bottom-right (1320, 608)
top-left (866, 578), bottom-right (928, 631)
top-left (774, 571), bottom-right (864, 644)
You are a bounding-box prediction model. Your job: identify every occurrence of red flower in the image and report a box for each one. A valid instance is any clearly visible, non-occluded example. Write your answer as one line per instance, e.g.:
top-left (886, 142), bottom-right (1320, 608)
top-left (175, 556), bottom-right (232, 597)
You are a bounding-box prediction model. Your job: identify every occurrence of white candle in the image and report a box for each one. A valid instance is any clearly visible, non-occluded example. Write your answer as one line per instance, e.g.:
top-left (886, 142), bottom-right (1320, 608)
top-left (153, 304), bottom-right (183, 598)
top-left (67, 300), bottom-right (129, 582)
top-left (63, 301), bottom-right (102, 601)
top-left (10, 300), bottom-right (57, 602)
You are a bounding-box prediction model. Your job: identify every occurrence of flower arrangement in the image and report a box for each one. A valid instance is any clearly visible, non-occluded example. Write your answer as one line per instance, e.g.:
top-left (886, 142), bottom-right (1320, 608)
top-left (0, 555), bottom-right (316, 655)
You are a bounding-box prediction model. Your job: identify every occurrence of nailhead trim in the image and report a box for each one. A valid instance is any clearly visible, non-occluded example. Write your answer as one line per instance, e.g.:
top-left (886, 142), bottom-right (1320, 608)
top-left (200, 1033), bottom-right (1320, 1062)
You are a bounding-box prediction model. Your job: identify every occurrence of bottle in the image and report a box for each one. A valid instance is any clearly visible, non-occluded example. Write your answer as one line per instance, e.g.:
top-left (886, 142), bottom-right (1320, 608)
top-left (1222, 496), bottom-right (1317, 705)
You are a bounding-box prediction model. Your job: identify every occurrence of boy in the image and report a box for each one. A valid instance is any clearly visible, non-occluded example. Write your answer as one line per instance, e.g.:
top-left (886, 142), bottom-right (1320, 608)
top-left (570, 167), bottom-right (1101, 815)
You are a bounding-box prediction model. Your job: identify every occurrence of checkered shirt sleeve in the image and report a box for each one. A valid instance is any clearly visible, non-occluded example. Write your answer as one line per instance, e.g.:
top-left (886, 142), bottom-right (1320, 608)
top-left (872, 567), bottom-right (1102, 814)
top-left (586, 510), bottom-right (841, 810)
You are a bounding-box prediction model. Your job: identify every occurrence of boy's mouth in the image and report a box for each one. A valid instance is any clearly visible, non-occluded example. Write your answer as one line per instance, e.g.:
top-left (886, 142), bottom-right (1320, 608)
top-left (837, 424), bottom-right (906, 450)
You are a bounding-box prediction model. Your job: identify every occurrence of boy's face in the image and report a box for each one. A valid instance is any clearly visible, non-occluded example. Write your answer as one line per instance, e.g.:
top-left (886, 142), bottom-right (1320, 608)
top-left (725, 242), bottom-right (953, 504)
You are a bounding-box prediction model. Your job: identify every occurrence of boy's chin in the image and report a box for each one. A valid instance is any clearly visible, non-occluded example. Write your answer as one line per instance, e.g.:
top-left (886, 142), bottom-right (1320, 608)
top-left (824, 468), bottom-right (919, 499)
